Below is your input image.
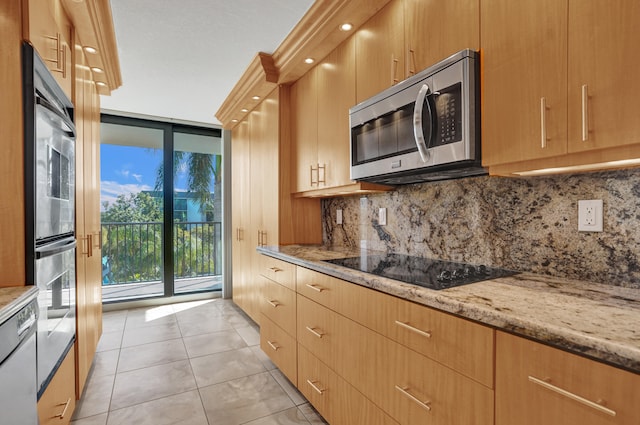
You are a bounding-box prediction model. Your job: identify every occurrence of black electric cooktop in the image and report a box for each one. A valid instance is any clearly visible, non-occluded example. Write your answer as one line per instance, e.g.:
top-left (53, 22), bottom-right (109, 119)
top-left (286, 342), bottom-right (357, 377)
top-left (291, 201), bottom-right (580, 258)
top-left (324, 253), bottom-right (517, 290)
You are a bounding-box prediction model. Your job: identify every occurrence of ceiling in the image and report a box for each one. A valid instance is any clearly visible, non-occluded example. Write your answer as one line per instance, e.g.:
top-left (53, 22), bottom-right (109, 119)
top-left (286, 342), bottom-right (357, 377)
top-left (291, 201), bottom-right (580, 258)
top-left (100, 0), bottom-right (315, 126)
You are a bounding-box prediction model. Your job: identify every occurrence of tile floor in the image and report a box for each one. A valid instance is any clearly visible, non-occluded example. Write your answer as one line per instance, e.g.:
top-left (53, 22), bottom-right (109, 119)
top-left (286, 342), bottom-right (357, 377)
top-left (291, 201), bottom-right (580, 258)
top-left (71, 298), bottom-right (328, 425)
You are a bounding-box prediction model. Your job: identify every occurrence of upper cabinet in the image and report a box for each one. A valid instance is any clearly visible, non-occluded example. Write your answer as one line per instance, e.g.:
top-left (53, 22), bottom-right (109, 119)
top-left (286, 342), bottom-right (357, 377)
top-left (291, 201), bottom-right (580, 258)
top-left (404, 0), bottom-right (479, 77)
top-left (482, 0), bottom-right (640, 175)
top-left (291, 67), bottom-right (318, 193)
top-left (23, 0), bottom-right (73, 98)
top-left (355, 0), bottom-right (404, 103)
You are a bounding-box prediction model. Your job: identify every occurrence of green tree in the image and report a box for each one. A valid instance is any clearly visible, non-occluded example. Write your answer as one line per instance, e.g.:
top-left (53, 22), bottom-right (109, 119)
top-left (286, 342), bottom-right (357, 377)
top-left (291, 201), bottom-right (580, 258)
top-left (101, 192), bottom-right (162, 223)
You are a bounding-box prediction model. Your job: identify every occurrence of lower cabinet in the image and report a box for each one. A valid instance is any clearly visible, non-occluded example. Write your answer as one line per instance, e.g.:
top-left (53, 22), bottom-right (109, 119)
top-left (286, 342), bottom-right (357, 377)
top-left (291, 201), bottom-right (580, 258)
top-left (37, 346), bottom-right (76, 425)
top-left (259, 314), bottom-right (297, 385)
top-left (496, 331), bottom-right (640, 425)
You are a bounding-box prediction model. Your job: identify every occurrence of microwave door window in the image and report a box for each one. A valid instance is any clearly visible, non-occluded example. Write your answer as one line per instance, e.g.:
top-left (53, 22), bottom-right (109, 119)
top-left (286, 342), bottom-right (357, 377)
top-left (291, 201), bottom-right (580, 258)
top-left (353, 122), bottom-right (379, 165)
top-left (396, 104), bottom-right (417, 153)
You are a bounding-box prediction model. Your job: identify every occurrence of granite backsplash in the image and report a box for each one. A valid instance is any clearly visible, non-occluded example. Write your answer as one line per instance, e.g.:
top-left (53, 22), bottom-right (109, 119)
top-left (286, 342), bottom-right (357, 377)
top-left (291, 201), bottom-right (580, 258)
top-left (322, 168), bottom-right (640, 288)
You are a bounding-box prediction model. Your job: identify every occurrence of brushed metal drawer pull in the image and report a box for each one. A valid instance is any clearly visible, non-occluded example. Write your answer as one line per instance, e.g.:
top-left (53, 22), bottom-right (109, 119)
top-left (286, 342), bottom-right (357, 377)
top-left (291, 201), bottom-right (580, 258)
top-left (306, 326), bottom-right (324, 338)
top-left (540, 97), bottom-right (549, 148)
top-left (307, 379), bottom-right (325, 395)
top-left (395, 385), bottom-right (431, 411)
top-left (267, 299), bottom-right (280, 308)
top-left (305, 283), bottom-right (325, 292)
top-left (54, 398), bottom-right (72, 419)
top-left (269, 266), bottom-right (282, 272)
top-left (581, 84), bottom-right (590, 142)
top-left (267, 340), bottom-right (280, 351)
top-left (528, 376), bottom-right (616, 417)
top-left (394, 320), bottom-right (432, 338)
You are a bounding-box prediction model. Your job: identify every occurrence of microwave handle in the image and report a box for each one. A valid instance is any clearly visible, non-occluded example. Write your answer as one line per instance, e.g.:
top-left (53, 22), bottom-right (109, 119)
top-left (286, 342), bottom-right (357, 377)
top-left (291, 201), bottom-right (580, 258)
top-left (413, 84), bottom-right (433, 163)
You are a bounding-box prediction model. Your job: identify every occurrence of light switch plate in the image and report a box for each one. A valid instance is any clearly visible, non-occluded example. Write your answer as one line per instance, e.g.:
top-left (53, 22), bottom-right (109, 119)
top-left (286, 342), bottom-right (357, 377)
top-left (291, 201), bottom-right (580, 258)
top-left (379, 208), bottom-right (387, 226)
top-left (336, 209), bottom-right (343, 225)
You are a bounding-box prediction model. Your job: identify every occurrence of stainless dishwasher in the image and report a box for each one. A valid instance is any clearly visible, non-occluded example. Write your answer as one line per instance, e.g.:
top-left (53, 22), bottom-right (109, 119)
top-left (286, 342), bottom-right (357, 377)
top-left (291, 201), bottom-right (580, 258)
top-left (0, 288), bottom-right (39, 425)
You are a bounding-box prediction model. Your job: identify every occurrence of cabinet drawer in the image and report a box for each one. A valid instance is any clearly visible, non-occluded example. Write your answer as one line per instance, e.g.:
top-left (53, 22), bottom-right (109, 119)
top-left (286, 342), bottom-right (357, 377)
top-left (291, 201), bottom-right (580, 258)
top-left (296, 266), bottom-right (494, 387)
top-left (260, 277), bottom-right (296, 337)
top-left (496, 332), bottom-right (640, 425)
top-left (298, 343), bottom-right (399, 425)
top-left (260, 256), bottom-right (296, 290)
top-left (38, 346), bottom-right (76, 425)
top-left (368, 337), bottom-right (494, 425)
top-left (260, 314), bottom-right (297, 385)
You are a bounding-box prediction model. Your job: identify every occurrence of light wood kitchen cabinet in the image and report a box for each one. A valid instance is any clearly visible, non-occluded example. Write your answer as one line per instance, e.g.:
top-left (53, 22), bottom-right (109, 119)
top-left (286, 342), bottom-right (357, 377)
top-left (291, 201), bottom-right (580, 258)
top-left (298, 344), bottom-right (399, 425)
top-left (482, 0), bottom-right (640, 175)
top-left (37, 346), bottom-right (76, 425)
top-left (74, 40), bottom-right (103, 396)
top-left (260, 314), bottom-right (297, 384)
top-left (404, 0), bottom-right (479, 77)
top-left (481, 0), bottom-right (568, 167)
top-left (231, 119), bottom-right (255, 320)
top-left (23, 0), bottom-right (73, 99)
top-left (231, 87), bottom-right (322, 322)
top-left (291, 67), bottom-right (318, 193)
top-left (260, 275), bottom-right (296, 338)
top-left (296, 292), bottom-right (494, 425)
top-left (296, 266), bottom-right (494, 387)
top-left (567, 1), bottom-right (640, 154)
top-left (355, 0), bottom-right (405, 103)
top-left (496, 331), bottom-right (640, 425)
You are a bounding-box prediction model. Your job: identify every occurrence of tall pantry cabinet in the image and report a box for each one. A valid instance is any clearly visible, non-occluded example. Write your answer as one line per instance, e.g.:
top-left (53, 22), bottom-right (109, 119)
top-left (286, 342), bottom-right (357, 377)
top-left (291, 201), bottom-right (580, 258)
top-left (231, 86), bottom-right (322, 323)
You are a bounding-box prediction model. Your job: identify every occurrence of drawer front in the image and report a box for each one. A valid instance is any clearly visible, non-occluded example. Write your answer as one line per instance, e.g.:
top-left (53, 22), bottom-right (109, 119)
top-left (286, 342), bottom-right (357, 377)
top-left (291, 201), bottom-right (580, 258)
top-left (297, 266), bottom-right (494, 387)
top-left (260, 277), bottom-right (296, 337)
top-left (298, 344), bottom-right (399, 425)
top-left (260, 314), bottom-right (297, 385)
top-left (260, 255), bottom-right (296, 290)
top-left (496, 332), bottom-right (640, 425)
top-left (38, 347), bottom-right (76, 425)
top-left (367, 337), bottom-right (494, 425)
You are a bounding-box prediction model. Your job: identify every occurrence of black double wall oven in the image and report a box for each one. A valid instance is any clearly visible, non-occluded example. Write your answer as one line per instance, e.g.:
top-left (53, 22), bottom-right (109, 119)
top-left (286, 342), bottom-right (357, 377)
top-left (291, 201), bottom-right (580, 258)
top-left (23, 42), bottom-right (77, 397)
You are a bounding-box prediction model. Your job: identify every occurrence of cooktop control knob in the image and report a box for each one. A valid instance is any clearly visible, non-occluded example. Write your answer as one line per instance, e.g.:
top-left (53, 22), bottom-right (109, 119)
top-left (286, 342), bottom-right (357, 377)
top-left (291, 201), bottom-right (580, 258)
top-left (478, 265), bottom-right (488, 275)
top-left (437, 270), bottom-right (452, 282)
top-left (452, 268), bottom-right (465, 280)
top-left (464, 266), bottom-right (476, 277)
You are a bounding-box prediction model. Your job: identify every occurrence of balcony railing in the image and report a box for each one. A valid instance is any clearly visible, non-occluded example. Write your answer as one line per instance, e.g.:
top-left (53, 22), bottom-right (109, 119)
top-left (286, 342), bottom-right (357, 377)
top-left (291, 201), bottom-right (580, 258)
top-left (101, 221), bottom-right (222, 286)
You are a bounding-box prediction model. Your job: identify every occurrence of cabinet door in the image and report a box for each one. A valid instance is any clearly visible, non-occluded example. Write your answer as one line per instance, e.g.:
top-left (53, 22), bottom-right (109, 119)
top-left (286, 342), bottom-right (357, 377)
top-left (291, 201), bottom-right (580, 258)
top-left (38, 347), bottom-right (76, 425)
top-left (317, 37), bottom-right (356, 188)
top-left (405, 0), bottom-right (479, 76)
top-left (355, 0), bottom-right (405, 103)
top-left (231, 120), bottom-right (251, 316)
top-left (496, 331), bottom-right (640, 425)
top-left (291, 69), bottom-right (318, 193)
top-left (481, 0), bottom-right (568, 166)
top-left (568, 1), bottom-right (640, 152)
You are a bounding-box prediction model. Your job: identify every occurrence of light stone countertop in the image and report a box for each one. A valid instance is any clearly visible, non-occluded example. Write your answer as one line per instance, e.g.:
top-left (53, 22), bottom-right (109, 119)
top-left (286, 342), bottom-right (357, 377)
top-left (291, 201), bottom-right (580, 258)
top-left (258, 245), bottom-right (640, 374)
top-left (0, 286), bottom-right (38, 324)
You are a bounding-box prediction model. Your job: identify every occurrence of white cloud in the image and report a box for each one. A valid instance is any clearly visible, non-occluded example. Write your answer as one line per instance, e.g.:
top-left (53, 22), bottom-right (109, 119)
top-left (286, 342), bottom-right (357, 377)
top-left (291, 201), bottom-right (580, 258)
top-left (100, 180), bottom-right (153, 211)
top-left (132, 173), bottom-right (143, 182)
top-left (116, 169), bottom-right (130, 178)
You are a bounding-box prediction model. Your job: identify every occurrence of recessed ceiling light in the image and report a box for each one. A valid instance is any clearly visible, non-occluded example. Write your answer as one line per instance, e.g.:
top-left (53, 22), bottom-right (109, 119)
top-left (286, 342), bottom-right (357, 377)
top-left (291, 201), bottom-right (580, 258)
top-left (339, 23), bottom-right (353, 31)
top-left (95, 82), bottom-right (107, 87)
top-left (252, 96), bottom-right (260, 100)
top-left (84, 46), bottom-right (97, 54)
top-left (241, 108), bottom-right (248, 113)
top-left (304, 58), bottom-right (315, 64)
top-left (231, 119), bottom-right (239, 123)
top-left (91, 67), bottom-right (104, 73)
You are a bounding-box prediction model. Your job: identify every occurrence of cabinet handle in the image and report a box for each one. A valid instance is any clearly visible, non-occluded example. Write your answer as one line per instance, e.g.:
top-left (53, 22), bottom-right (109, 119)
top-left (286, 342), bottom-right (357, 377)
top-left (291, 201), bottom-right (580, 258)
top-left (257, 230), bottom-right (267, 247)
top-left (307, 379), bottom-right (325, 395)
top-left (269, 266), bottom-right (282, 273)
top-left (305, 326), bottom-right (325, 338)
top-left (528, 376), bottom-right (616, 417)
top-left (394, 320), bottom-right (432, 339)
top-left (391, 54), bottom-right (399, 84)
top-left (395, 385), bottom-right (431, 411)
top-left (267, 299), bottom-right (280, 308)
top-left (310, 164), bottom-right (317, 186)
top-left (87, 233), bottom-right (93, 258)
top-left (407, 48), bottom-right (416, 76)
top-left (93, 231), bottom-right (101, 249)
top-left (305, 283), bottom-right (325, 293)
top-left (54, 398), bottom-right (72, 419)
top-left (267, 340), bottom-right (280, 351)
top-left (236, 228), bottom-right (240, 241)
top-left (540, 97), bottom-right (549, 148)
top-left (45, 33), bottom-right (66, 76)
top-left (581, 84), bottom-right (590, 142)
top-left (317, 163), bottom-right (326, 185)
top-left (80, 236), bottom-right (90, 256)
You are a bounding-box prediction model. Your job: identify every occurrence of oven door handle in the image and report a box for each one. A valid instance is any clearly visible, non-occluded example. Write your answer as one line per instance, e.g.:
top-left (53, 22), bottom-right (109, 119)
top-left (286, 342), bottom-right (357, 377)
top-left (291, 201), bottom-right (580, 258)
top-left (35, 95), bottom-right (76, 139)
top-left (35, 237), bottom-right (77, 259)
top-left (413, 83), bottom-right (433, 163)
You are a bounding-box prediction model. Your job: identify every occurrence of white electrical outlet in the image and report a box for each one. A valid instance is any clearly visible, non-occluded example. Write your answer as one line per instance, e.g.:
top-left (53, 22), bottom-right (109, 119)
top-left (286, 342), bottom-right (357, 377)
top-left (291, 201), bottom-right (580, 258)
top-left (578, 199), bottom-right (603, 232)
top-left (336, 209), bottom-right (343, 225)
top-left (379, 208), bottom-right (387, 226)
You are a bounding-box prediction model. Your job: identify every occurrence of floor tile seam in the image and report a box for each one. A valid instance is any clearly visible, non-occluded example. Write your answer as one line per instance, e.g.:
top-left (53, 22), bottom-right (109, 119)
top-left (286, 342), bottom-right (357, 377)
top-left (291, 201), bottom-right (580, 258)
top-left (119, 335), bottom-right (184, 349)
top-left (192, 368), bottom-right (271, 391)
top-left (122, 319), bottom-right (180, 332)
top-left (114, 356), bottom-right (195, 378)
top-left (267, 369), bottom-right (308, 407)
top-left (237, 405), bottom-right (311, 425)
top-left (184, 341), bottom-right (252, 360)
top-left (107, 387), bottom-right (200, 415)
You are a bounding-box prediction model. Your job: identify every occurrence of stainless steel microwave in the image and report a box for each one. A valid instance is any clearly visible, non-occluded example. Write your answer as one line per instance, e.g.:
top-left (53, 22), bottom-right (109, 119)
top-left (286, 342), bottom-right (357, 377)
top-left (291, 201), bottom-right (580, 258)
top-left (349, 49), bottom-right (484, 185)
